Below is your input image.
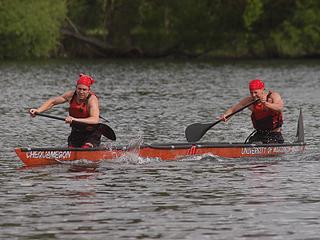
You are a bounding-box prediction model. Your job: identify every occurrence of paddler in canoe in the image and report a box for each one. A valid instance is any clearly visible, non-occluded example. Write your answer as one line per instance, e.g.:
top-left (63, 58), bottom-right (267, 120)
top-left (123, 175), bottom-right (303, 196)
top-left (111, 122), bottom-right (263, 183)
top-left (220, 79), bottom-right (284, 144)
top-left (29, 73), bottom-right (103, 148)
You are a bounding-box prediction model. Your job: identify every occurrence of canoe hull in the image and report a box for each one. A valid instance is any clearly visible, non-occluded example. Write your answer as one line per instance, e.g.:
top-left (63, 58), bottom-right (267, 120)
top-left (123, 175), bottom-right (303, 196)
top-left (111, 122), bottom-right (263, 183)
top-left (15, 142), bottom-right (306, 167)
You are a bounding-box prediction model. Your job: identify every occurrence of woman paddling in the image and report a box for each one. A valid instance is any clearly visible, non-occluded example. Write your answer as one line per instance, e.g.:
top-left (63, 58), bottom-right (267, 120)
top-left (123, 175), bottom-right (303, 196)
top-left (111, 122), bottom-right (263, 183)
top-left (29, 73), bottom-right (102, 148)
top-left (220, 79), bottom-right (284, 144)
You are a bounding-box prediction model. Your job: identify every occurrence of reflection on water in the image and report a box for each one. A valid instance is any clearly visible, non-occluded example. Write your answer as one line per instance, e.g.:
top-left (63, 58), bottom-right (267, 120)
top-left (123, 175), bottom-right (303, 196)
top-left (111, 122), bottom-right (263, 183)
top-left (0, 59), bottom-right (319, 239)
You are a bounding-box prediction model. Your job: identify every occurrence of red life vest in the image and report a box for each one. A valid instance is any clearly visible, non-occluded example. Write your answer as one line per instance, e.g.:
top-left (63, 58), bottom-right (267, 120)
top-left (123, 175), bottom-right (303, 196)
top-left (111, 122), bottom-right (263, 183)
top-left (251, 92), bottom-right (283, 131)
top-left (69, 92), bottom-right (95, 118)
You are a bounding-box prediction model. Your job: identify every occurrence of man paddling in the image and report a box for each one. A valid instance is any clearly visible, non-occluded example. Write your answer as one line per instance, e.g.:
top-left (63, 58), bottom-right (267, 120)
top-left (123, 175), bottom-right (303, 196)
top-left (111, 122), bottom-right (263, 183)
top-left (29, 73), bottom-right (102, 148)
top-left (220, 79), bottom-right (284, 143)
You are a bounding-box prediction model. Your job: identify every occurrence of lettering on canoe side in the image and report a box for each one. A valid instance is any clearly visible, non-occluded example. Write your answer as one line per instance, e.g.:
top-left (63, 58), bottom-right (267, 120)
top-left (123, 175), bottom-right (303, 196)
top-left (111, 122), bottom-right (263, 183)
top-left (241, 146), bottom-right (302, 155)
top-left (26, 151), bottom-right (72, 159)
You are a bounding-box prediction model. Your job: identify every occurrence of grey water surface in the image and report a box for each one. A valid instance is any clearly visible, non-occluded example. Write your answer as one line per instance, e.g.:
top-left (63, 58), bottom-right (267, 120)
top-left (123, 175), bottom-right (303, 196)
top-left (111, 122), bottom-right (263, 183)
top-left (0, 59), bottom-right (319, 239)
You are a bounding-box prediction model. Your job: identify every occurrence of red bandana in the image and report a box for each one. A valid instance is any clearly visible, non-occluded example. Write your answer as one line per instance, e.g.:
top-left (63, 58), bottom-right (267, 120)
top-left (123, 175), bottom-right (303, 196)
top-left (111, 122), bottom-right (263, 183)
top-left (77, 74), bottom-right (95, 88)
top-left (249, 79), bottom-right (264, 91)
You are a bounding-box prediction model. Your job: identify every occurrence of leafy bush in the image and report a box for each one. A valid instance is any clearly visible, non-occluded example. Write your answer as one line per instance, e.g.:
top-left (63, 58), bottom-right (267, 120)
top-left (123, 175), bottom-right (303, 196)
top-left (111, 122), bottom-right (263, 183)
top-left (0, 0), bottom-right (66, 59)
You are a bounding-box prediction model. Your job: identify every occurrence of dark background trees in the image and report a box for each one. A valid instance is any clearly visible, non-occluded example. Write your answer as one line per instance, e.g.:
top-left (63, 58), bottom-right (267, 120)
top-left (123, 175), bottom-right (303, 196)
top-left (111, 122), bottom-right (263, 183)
top-left (1, 0), bottom-right (320, 59)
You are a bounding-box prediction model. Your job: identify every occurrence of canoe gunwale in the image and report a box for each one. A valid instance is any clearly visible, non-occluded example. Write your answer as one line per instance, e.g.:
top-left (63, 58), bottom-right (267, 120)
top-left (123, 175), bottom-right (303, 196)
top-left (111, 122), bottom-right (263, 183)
top-left (17, 141), bottom-right (306, 152)
top-left (149, 141), bottom-right (306, 149)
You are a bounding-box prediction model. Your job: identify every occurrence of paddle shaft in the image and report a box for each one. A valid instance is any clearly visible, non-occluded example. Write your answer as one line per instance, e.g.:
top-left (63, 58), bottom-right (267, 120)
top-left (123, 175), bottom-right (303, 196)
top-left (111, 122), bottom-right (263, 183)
top-left (35, 112), bottom-right (105, 129)
top-left (34, 112), bottom-right (116, 140)
top-left (99, 115), bottom-right (109, 123)
top-left (209, 98), bottom-right (260, 128)
top-left (36, 112), bottom-right (109, 123)
top-left (35, 112), bottom-right (65, 121)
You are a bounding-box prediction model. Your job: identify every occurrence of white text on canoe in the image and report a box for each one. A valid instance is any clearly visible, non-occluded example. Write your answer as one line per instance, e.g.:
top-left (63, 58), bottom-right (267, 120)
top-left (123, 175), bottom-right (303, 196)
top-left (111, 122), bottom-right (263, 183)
top-left (241, 146), bottom-right (302, 155)
top-left (26, 151), bottom-right (72, 159)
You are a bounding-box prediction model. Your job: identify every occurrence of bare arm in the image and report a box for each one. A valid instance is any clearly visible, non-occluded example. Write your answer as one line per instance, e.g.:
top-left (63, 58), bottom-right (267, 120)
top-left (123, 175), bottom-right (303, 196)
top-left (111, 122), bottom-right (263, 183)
top-left (65, 95), bottom-right (100, 125)
top-left (29, 91), bottom-right (73, 116)
top-left (220, 97), bottom-right (253, 121)
top-left (262, 92), bottom-right (283, 112)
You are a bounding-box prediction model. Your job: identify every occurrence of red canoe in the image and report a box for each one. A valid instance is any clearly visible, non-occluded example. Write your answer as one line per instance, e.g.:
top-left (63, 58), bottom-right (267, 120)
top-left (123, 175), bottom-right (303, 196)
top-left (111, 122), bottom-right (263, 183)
top-left (15, 141), bottom-right (305, 167)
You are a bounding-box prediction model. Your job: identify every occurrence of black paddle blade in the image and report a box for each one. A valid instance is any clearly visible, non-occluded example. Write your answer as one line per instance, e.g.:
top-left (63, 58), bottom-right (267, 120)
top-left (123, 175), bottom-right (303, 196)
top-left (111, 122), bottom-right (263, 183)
top-left (185, 99), bottom-right (259, 142)
top-left (99, 123), bottom-right (116, 141)
top-left (185, 123), bottom-right (213, 142)
top-left (71, 122), bottom-right (116, 141)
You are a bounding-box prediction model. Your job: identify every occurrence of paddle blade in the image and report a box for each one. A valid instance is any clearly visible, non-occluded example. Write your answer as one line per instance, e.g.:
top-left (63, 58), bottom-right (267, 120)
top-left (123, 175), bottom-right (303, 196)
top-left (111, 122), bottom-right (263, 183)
top-left (99, 123), bottom-right (116, 141)
top-left (71, 122), bottom-right (116, 140)
top-left (185, 123), bottom-right (213, 142)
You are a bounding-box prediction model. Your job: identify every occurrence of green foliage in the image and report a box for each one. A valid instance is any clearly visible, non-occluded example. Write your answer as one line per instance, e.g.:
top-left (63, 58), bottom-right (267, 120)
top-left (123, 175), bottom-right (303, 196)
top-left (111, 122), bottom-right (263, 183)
top-left (63, 0), bottom-right (320, 58)
top-left (272, 0), bottom-right (320, 57)
top-left (105, 0), bottom-right (141, 48)
top-left (133, 0), bottom-right (180, 52)
top-left (241, 0), bottom-right (320, 57)
top-left (133, 0), bottom-right (247, 55)
top-left (243, 0), bottom-right (263, 30)
top-left (0, 0), bottom-right (66, 59)
top-left (1, 0), bottom-right (320, 58)
top-left (67, 0), bottom-right (105, 34)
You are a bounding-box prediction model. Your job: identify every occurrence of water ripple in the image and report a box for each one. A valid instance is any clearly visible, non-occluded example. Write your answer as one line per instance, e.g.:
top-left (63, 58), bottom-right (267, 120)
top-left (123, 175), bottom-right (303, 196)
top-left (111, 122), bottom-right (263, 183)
top-left (0, 59), bottom-right (319, 239)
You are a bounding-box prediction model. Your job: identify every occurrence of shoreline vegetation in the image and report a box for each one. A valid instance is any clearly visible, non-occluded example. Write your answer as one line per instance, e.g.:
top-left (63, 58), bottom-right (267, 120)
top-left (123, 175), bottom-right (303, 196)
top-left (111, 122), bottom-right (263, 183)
top-left (1, 0), bottom-right (320, 60)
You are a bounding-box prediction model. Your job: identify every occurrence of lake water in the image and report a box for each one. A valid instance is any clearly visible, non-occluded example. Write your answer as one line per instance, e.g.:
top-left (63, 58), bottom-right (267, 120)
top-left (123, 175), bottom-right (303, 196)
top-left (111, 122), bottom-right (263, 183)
top-left (0, 59), bottom-right (319, 239)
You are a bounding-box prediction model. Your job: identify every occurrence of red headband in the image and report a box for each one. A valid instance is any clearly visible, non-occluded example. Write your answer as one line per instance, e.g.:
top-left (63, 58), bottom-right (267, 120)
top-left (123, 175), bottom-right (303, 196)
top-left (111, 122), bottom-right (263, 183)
top-left (77, 74), bottom-right (95, 88)
top-left (249, 79), bottom-right (264, 91)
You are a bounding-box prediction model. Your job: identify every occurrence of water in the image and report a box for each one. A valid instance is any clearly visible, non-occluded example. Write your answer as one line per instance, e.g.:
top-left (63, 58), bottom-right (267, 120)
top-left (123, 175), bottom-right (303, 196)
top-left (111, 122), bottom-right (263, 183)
top-left (0, 59), bottom-right (319, 239)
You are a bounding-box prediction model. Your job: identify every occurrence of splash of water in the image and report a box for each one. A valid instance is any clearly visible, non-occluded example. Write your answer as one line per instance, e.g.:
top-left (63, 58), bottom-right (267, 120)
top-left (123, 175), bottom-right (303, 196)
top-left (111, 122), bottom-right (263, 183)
top-left (116, 137), bottom-right (160, 164)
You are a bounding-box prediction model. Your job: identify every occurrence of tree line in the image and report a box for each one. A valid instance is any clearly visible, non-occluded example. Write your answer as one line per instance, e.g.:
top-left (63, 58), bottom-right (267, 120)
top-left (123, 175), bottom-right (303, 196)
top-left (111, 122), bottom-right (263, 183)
top-left (1, 0), bottom-right (320, 59)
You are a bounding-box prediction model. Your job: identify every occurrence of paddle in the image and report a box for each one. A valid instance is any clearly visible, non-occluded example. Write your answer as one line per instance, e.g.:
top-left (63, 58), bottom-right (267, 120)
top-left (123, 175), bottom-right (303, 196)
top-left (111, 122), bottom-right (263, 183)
top-left (185, 98), bottom-right (260, 142)
top-left (35, 112), bottom-right (116, 141)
